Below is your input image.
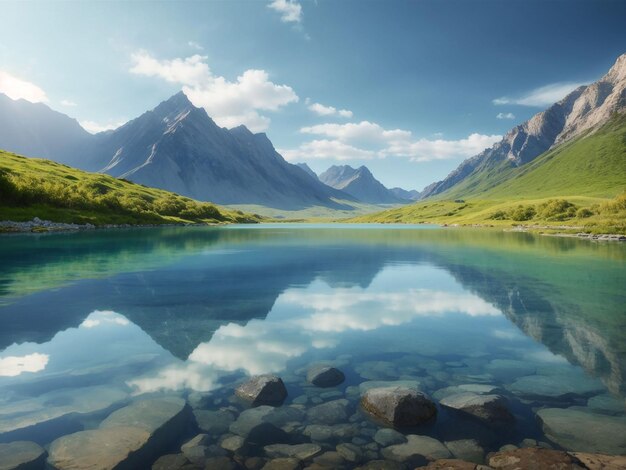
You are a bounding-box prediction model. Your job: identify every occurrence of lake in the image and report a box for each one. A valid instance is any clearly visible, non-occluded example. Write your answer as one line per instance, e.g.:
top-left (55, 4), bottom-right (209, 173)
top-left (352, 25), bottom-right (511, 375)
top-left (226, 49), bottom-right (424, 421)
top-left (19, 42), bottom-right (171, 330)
top-left (0, 224), bottom-right (625, 468)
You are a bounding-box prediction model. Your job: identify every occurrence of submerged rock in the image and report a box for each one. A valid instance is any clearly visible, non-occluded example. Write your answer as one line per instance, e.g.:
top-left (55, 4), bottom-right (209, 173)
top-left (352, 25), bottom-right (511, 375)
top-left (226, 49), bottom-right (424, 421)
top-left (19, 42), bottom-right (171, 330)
top-left (444, 439), bottom-right (485, 464)
top-left (536, 407), bottom-right (626, 454)
top-left (433, 384), bottom-right (501, 401)
top-left (48, 397), bottom-right (190, 470)
top-left (440, 393), bottom-right (513, 425)
top-left (236, 375), bottom-right (288, 406)
top-left (307, 365), bottom-right (345, 388)
top-left (381, 434), bottom-right (452, 461)
top-left (509, 373), bottom-right (604, 400)
top-left (306, 399), bottom-right (350, 425)
top-left (261, 457), bottom-right (301, 470)
top-left (193, 409), bottom-right (235, 435)
top-left (374, 428), bottom-right (407, 447)
top-left (264, 443), bottom-right (322, 460)
top-left (0, 441), bottom-right (46, 470)
top-left (361, 386), bottom-right (436, 427)
top-left (151, 453), bottom-right (194, 470)
top-left (487, 447), bottom-right (587, 469)
top-left (421, 459), bottom-right (480, 469)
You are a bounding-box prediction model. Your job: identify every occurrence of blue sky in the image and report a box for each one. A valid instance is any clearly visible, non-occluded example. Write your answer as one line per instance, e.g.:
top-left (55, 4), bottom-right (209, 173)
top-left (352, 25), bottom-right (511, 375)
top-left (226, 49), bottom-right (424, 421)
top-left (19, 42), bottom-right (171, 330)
top-left (0, 0), bottom-right (624, 190)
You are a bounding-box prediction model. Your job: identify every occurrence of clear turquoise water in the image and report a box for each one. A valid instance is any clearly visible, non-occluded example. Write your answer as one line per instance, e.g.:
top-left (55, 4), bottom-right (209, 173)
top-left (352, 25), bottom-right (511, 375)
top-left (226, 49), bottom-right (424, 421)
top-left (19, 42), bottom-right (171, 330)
top-left (0, 224), bottom-right (625, 463)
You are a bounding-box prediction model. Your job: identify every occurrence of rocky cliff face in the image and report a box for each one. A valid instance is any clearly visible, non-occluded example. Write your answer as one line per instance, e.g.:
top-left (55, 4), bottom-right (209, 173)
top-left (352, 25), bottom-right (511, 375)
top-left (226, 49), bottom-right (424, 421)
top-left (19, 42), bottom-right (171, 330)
top-left (421, 53), bottom-right (626, 198)
top-left (319, 165), bottom-right (408, 204)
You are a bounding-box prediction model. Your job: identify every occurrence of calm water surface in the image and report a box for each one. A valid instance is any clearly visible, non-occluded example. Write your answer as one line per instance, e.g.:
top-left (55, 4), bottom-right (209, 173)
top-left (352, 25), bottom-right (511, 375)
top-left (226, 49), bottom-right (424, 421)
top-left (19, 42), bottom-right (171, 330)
top-left (0, 224), bottom-right (625, 465)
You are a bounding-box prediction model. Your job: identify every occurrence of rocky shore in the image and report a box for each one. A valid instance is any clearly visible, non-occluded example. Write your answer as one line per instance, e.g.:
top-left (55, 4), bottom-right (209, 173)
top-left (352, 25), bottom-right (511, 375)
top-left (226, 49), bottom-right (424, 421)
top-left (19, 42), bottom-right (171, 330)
top-left (0, 217), bottom-right (215, 234)
top-left (1, 357), bottom-right (624, 470)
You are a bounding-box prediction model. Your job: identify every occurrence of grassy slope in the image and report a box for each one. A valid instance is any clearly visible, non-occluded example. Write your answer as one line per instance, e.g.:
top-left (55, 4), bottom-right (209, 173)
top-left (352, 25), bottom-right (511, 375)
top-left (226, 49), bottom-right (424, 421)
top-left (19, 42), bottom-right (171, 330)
top-left (0, 150), bottom-right (262, 226)
top-left (353, 115), bottom-right (626, 233)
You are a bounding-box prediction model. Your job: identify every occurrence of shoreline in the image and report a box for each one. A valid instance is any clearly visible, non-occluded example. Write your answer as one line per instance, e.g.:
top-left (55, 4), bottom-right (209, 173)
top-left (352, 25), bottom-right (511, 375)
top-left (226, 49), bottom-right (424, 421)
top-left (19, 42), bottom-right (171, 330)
top-left (2, 217), bottom-right (625, 241)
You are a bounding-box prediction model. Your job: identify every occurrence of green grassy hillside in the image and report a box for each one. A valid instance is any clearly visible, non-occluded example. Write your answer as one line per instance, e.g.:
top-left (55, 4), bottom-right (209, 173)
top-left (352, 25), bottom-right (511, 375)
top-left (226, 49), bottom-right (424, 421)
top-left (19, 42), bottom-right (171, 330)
top-left (0, 150), bottom-right (262, 226)
top-left (352, 115), bottom-right (626, 233)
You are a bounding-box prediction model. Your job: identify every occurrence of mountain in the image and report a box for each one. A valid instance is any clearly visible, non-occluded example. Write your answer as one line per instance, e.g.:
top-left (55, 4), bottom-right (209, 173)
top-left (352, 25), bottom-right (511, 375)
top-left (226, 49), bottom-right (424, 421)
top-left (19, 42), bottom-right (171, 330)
top-left (0, 92), bottom-right (355, 210)
top-left (421, 53), bottom-right (626, 200)
top-left (319, 165), bottom-right (408, 204)
top-left (296, 162), bottom-right (318, 180)
top-left (390, 187), bottom-right (421, 200)
top-left (0, 93), bottom-right (91, 166)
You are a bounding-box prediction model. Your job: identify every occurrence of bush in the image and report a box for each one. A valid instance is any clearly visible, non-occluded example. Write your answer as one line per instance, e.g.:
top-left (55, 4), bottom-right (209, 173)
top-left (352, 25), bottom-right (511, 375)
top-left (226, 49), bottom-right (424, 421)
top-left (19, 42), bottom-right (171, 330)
top-left (511, 205), bottom-right (536, 221)
top-left (490, 210), bottom-right (508, 220)
top-left (536, 199), bottom-right (577, 220)
top-left (576, 208), bottom-right (593, 218)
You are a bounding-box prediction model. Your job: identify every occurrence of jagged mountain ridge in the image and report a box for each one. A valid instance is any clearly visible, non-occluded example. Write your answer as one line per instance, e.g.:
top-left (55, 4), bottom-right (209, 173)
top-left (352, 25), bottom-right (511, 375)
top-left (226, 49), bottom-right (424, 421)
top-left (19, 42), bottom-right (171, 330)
top-left (421, 53), bottom-right (626, 199)
top-left (0, 92), bottom-right (355, 210)
top-left (296, 162), bottom-right (318, 180)
top-left (319, 165), bottom-right (408, 204)
top-left (390, 187), bottom-right (421, 200)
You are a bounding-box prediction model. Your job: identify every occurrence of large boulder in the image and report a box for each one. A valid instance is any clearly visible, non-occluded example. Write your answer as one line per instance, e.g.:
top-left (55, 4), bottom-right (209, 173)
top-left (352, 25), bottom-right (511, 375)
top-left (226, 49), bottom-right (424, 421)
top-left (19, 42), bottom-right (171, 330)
top-left (47, 397), bottom-right (190, 470)
top-left (306, 366), bottom-right (345, 388)
top-left (0, 441), bottom-right (46, 470)
top-left (235, 375), bottom-right (287, 406)
top-left (361, 386), bottom-right (436, 427)
top-left (536, 407), bottom-right (626, 454)
top-left (440, 393), bottom-right (513, 426)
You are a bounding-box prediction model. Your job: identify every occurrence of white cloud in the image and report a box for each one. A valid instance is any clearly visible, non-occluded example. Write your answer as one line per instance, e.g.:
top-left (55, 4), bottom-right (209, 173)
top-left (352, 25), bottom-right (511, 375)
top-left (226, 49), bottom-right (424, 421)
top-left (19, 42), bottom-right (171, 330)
top-left (280, 139), bottom-right (376, 161)
top-left (493, 82), bottom-right (586, 107)
top-left (308, 101), bottom-right (353, 118)
top-left (281, 120), bottom-right (500, 162)
top-left (384, 133), bottom-right (502, 162)
top-left (496, 112), bottom-right (515, 120)
top-left (130, 51), bottom-right (298, 132)
top-left (60, 99), bottom-right (77, 107)
top-left (80, 119), bottom-right (126, 134)
top-left (0, 353), bottom-right (49, 377)
top-left (268, 0), bottom-right (302, 23)
top-left (188, 41), bottom-right (204, 50)
top-left (0, 70), bottom-right (48, 103)
top-left (301, 121), bottom-right (411, 144)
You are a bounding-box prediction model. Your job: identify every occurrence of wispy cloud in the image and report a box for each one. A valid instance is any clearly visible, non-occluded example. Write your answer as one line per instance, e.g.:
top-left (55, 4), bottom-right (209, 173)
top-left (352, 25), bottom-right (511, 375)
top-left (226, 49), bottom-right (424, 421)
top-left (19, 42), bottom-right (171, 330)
top-left (80, 119), bottom-right (126, 134)
top-left (281, 120), bottom-right (500, 162)
top-left (493, 81), bottom-right (586, 107)
top-left (188, 41), bottom-right (203, 50)
top-left (268, 0), bottom-right (303, 23)
top-left (0, 70), bottom-right (48, 103)
top-left (308, 101), bottom-right (353, 118)
top-left (60, 99), bottom-right (77, 107)
top-left (496, 112), bottom-right (515, 120)
top-left (130, 51), bottom-right (298, 132)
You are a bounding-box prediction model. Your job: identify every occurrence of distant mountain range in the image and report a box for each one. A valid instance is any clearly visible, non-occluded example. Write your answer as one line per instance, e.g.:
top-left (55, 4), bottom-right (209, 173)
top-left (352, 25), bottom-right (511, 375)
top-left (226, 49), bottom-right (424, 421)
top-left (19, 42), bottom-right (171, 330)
top-left (420, 53), bottom-right (626, 200)
top-left (0, 92), bottom-right (355, 210)
top-left (389, 187), bottom-right (421, 201)
top-left (318, 165), bottom-right (409, 204)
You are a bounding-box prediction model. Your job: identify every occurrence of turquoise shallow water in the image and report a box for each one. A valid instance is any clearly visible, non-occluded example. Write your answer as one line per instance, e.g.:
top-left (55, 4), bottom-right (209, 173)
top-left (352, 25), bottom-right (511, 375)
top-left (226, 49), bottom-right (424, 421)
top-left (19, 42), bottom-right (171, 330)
top-left (0, 224), bottom-right (625, 465)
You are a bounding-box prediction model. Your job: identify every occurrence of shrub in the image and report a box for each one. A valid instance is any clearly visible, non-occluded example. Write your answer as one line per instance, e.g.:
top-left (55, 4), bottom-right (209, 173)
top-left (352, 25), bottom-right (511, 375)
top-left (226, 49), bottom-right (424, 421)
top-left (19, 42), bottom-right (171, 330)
top-left (511, 205), bottom-right (536, 221)
top-left (576, 208), bottom-right (593, 218)
top-left (490, 210), bottom-right (508, 220)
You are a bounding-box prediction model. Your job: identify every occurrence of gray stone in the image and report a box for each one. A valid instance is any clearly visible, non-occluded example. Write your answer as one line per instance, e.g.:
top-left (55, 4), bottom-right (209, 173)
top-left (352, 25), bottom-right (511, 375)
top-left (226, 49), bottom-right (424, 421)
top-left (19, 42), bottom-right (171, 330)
top-left (432, 384), bottom-right (501, 401)
top-left (0, 441), bottom-right (46, 470)
top-left (373, 429), bottom-right (407, 447)
top-left (181, 433), bottom-right (211, 452)
top-left (358, 380), bottom-right (421, 394)
top-left (236, 375), bottom-right (288, 406)
top-left (355, 460), bottom-right (404, 470)
top-left (444, 439), bottom-right (484, 464)
top-left (440, 393), bottom-right (513, 425)
top-left (204, 456), bottom-right (238, 470)
top-left (193, 409), bottom-right (235, 435)
top-left (313, 451), bottom-right (345, 467)
top-left (265, 443), bottom-right (322, 460)
top-left (336, 443), bottom-right (362, 463)
top-left (307, 366), bottom-right (345, 388)
top-left (587, 394), bottom-right (625, 415)
top-left (261, 457), bottom-right (301, 470)
top-left (381, 435), bottom-right (452, 461)
top-left (306, 399), bottom-right (350, 425)
top-left (509, 373), bottom-right (605, 400)
top-left (536, 407), bottom-right (626, 454)
top-left (221, 435), bottom-right (246, 452)
top-left (230, 406), bottom-right (274, 437)
top-left (151, 453), bottom-right (193, 470)
top-left (361, 386), bottom-right (437, 427)
top-left (48, 397), bottom-right (189, 470)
